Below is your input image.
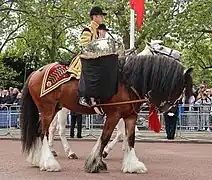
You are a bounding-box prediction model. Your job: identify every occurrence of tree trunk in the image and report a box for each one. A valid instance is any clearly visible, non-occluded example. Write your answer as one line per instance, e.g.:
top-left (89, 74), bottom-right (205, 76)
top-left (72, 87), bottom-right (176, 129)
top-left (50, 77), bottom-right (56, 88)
top-left (123, 32), bottom-right (130, 50)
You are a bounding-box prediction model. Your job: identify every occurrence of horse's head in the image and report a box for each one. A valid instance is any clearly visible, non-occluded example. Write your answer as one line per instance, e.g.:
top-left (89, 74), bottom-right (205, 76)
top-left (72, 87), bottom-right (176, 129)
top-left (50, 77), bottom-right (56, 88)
top-left (156, 67), bottom-right (193, 113)
top-left (138, 39), bottom-right (182, 61)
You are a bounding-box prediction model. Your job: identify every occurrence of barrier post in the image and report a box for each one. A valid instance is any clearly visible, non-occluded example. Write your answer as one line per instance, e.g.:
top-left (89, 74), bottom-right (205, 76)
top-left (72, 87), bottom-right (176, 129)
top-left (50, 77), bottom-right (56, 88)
top-left (83, 114), bottom-right (98, 139)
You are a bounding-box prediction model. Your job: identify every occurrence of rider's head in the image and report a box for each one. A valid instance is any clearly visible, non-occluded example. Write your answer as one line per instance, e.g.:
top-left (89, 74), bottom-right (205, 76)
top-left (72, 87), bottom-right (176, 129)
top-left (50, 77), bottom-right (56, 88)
top-left (98, 24), bottom-right (109, 38)
top-left (90, 6), bottom-right (107, 25)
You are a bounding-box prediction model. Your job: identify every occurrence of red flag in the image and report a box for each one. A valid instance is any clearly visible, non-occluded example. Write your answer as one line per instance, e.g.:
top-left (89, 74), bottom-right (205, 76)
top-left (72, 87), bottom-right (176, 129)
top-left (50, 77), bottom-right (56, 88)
top-left (148, 104), bottom-right (161, 133)
top-left (130, 0), bottom-right (145, 31)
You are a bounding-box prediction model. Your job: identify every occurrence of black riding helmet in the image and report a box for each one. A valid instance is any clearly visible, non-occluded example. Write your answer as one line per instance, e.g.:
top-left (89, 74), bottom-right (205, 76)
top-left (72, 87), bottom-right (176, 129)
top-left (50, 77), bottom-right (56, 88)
top-left (90, 6), bottom-right (107, 17)
top-left (98, 24), bottom-right (109, 31)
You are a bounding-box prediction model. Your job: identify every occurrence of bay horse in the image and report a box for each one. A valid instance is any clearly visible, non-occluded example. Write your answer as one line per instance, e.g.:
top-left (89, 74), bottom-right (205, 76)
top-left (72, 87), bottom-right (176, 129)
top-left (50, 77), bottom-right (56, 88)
top-left (20, 54), bottom-right (193, 173)
top-left (48, 39), bottom-right (181, 159)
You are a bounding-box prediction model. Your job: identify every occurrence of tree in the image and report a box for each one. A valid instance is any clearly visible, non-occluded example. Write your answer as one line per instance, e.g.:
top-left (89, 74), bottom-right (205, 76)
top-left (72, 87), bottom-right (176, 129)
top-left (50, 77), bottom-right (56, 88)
top-left (0, 1), bottom-right (26, 53)
top-left (0, 0), bottom-right (211, 87)
top-left (0, 57), bottom-right (21, 88)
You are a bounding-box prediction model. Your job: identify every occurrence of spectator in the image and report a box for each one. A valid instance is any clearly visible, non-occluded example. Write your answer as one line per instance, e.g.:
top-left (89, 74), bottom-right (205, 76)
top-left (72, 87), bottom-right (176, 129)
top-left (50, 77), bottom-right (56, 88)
top-left (0, 87), bottom-right (3, 104)
top-left (164, 104), bottom-right (178, 140)
top-left (195, 91), bottom-right (212, 131)
top-left (8, 87), bottom-right (13, 96)
top-left (0, 90), bottom-right (10, 110)
top-left (1, 90), bottom-right (10, 104)
top-left (70, 112), bottom-right (82, 138)
top-left (7, 88), bottom-right (19, 104)
top-left (195, 92), bottom-right (211, 105)
top-left (13, 92), bottom-right (22, 105)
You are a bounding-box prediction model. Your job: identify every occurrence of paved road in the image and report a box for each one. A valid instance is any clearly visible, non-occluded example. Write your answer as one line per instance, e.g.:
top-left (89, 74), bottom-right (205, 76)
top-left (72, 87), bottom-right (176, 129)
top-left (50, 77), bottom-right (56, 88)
top-left (0, 140), bottom-right (212, 180)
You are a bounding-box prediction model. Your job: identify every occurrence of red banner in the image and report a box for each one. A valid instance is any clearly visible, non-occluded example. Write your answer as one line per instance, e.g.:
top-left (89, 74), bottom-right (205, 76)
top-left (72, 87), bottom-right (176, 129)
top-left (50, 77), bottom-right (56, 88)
top-left (130, 0), bottom-right (145, 30)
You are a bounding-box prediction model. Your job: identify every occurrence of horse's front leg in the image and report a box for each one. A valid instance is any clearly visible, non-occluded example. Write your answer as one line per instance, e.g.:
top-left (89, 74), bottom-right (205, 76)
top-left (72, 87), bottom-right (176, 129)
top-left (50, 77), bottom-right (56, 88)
top-left (84, 112), bottom-right (120, 173)
top-left (121, 114), bottom-right (148, 173)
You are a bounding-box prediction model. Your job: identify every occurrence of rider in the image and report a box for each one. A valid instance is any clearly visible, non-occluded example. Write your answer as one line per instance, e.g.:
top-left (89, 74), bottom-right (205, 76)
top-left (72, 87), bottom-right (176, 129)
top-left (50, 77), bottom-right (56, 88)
top-left (97, 24), bottom-right (109, 38)
top-left (78, 6), bottom-right (107, 107)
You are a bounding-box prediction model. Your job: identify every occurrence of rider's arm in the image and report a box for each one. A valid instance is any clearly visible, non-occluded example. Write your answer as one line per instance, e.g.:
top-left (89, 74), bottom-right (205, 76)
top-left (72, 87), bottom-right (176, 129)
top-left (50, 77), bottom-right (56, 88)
top-left (79, 29), bottom-right (92, 47)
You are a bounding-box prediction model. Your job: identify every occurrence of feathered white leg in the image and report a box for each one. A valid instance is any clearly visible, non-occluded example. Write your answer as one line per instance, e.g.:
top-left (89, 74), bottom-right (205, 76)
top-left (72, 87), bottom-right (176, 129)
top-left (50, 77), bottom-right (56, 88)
top-left (39, 136), bottom-right (61, 172)
top-left (122, 136), bottom-right (147, 173)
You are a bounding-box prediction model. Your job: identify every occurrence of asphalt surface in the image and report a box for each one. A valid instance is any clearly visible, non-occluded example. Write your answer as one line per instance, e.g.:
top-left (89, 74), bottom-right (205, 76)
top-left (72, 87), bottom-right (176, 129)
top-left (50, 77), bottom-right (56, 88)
top-left (0, 140), bottom-right (212, 180)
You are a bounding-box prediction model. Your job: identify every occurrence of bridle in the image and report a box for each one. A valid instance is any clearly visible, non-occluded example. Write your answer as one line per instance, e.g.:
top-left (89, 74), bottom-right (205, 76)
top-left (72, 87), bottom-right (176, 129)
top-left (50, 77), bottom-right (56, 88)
top-left (147, 44), bottom-right (181, 61)
top-left (144, 90), bottom-right (181, 112)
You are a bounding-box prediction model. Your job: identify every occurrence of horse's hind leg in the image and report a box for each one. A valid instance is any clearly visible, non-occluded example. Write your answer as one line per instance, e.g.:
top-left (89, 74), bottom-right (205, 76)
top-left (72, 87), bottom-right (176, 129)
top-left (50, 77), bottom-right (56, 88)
top-left (121, 114), bottom-right (147, 173)
top-left (39, 108), bottom-right (61, 172)
top-left (84, 112), bottom-right (120, 173)
top-left (102, 118), bottom-right (124, 158)
top-left (48, 112), bottom-right (58, 157)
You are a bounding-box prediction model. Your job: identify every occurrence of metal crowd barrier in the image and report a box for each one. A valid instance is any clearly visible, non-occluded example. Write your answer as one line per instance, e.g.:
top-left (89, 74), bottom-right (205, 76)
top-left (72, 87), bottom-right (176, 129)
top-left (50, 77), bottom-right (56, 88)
top-left (0, 104), bottom-right (211, 138)
top-left (0, 105), bottom-right (21, 137)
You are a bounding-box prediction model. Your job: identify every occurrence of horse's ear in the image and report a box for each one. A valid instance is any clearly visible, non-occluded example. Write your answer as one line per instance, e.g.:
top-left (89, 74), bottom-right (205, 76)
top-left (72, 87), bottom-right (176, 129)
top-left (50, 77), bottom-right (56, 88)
top-left (146, 41), bottom-right (150, 46)
top-left (184, 68), bottom-right (193, 75)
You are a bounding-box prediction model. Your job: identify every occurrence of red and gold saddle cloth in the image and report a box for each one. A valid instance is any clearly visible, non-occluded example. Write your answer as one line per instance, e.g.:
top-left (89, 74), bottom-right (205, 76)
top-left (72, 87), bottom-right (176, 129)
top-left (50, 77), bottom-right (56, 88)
top-left (40, 63), bottom-right (72, 97)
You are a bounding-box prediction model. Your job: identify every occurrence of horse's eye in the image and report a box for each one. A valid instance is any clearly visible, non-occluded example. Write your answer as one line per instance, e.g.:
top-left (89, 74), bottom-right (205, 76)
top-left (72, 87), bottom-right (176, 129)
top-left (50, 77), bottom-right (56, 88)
top-left (159, 47), bottom-right (163, 50)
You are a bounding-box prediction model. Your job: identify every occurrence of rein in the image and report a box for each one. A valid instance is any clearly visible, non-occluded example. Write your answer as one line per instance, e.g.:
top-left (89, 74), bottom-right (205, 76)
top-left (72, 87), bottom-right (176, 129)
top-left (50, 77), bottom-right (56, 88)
top-left (90, 98), bottom-right (149, 107)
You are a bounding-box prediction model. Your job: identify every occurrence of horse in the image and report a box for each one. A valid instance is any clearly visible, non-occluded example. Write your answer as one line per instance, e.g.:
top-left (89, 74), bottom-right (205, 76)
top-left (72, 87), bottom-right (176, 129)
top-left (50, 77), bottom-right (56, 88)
top-left (48, 39), bottom-right (182, 159)
top-left (20, 52), bottom-right (193, 173)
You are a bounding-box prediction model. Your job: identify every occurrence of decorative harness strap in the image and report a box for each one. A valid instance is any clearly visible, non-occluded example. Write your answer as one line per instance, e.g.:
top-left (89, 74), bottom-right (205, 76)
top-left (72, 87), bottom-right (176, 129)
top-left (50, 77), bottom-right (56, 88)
top-left (90, 98), bottom-right (149, 107)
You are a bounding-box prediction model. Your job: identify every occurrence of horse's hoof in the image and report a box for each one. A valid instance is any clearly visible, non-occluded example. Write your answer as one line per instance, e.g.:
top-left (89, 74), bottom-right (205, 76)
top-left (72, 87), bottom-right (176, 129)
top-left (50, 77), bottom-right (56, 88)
top-left (102, 151), bottom-right (108, 159)
top-left (99, 160), bottom-right (107, 171)
top-left (68, 153), bottom-right (78, 159)
top-left (51, 151), bottom-right (57, 157)
top-left (84, 159), bottom-right (107, 173)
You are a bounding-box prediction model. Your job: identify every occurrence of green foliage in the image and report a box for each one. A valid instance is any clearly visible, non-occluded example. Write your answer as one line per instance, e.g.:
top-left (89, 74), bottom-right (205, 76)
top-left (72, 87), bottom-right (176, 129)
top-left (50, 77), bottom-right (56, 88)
top-left (0, 0), bottom-right (211, 88)
top-left (0, 59), bottom-right (21, 88)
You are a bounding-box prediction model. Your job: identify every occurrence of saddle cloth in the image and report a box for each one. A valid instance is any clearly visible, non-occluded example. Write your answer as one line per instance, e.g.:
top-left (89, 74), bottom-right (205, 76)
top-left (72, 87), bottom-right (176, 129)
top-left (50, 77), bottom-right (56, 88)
top-left (40, 63), bottom-right (79, 97)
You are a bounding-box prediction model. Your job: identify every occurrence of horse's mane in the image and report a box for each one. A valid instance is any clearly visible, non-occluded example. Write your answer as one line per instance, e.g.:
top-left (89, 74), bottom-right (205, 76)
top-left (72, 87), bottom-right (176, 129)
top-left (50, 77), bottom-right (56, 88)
top-left (120, 55), bottom-right (184, 102)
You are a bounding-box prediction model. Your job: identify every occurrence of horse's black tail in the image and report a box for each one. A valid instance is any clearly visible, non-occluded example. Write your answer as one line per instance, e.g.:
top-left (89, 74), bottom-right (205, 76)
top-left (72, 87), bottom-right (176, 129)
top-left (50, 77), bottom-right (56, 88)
top-left (20, 72), bottom-right (40, 154)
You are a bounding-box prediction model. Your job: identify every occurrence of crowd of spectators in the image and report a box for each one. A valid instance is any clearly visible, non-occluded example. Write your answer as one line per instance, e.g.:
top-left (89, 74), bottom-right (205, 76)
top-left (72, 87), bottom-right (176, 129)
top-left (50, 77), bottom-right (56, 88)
top-left (189, 81), bottom-right (212, 106)
top-left (0, 87), bottom-right (22, 109)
